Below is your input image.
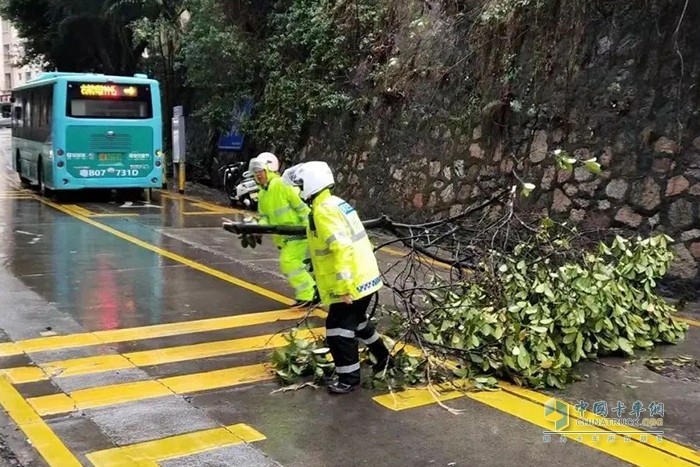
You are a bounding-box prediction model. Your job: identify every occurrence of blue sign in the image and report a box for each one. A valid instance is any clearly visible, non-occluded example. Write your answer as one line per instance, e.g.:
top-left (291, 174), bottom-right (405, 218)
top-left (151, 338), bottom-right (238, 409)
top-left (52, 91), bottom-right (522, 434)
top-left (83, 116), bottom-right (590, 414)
top-left (218, 98), bottom-right (253, 151)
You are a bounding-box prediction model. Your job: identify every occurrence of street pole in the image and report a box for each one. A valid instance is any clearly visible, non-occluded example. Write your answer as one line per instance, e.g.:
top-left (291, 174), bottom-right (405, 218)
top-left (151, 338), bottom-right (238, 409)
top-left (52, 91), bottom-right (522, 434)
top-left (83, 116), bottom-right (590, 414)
top-left (172, 105), bottom-right (186, 194)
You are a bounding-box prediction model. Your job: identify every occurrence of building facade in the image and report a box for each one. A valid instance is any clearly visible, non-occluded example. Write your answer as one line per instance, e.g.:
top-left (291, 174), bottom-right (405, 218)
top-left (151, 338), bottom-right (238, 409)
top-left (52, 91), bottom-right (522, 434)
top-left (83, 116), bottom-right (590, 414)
top-left (0, 18), bottom-right (43, 105)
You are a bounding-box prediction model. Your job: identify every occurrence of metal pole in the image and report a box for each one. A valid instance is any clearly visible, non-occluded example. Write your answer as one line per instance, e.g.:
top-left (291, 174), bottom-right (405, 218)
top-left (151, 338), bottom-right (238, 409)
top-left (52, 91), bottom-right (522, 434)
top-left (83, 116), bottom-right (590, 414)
top-left (178, 162), bottom-right (186, 194)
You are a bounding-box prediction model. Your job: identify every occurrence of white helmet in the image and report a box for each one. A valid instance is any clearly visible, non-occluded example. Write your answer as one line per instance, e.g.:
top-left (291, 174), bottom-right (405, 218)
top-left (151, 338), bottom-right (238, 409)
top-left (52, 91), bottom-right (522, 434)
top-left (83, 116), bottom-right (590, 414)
top-left (292, 161), bottom-right (335, 200)
top-left (244, 152), bottom-right (279, 178)
top-left (255, 152), bottom-right (279, 172)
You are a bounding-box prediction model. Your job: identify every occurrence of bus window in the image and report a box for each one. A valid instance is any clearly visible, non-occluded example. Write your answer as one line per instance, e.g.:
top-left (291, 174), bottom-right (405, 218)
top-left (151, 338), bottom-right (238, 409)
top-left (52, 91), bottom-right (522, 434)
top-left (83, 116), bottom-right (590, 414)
top-left (31, 91), bottom-right (39, 128)
top-left (66, 82), bottom-right (152, 119)
top-left (13, 105), bottom-right (22, 126)
top-left (23, 93), bottom-right (30, 128)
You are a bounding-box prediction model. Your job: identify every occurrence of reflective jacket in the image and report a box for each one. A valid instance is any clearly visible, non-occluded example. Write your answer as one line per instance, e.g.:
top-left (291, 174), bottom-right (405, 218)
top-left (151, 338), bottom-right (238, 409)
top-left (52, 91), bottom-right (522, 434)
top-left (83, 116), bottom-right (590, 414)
top-left (258, 171), bottom-right (311, 248)
top-left (307, 189), bottom-right (383, 305)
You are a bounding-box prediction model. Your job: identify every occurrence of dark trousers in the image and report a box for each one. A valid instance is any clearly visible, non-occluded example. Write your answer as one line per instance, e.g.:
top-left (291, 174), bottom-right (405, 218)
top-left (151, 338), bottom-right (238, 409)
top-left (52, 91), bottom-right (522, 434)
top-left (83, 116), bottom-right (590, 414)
top-left (326, 293), bottom-right (389, 385)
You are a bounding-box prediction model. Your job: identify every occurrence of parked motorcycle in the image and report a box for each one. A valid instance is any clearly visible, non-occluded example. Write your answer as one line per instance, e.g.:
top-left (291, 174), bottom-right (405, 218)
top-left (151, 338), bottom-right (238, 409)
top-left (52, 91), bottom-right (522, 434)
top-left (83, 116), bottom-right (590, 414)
top-left (219, 161), bottom-right (259, 210)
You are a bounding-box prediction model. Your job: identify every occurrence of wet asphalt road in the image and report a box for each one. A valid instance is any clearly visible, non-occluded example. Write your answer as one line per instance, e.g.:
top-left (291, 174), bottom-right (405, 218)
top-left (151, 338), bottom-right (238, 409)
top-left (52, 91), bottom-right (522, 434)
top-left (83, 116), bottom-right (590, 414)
top-left (0, 128), bottom-right (698, 467)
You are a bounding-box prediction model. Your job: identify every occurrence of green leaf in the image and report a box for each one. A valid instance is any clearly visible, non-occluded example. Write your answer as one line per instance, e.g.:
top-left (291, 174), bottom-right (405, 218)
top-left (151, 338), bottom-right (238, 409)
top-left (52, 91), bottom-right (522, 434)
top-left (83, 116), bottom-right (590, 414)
top-left (563, 332), bottom-right (577, 344)
top-left (517, 348), bottom-right (531, 369)
top-left (594, 320), bottom-right (604, 333)
top-left (618, 337), bottom-right (634, 355)
top-left (493, 326), bottom-right (504, 339)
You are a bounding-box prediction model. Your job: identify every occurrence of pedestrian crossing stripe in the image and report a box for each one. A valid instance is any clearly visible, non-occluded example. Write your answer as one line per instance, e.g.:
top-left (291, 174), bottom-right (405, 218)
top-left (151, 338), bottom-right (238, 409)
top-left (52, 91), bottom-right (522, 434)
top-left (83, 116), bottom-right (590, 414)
top-left (87, 423), bottom-right (266, 467)
top-left (28, 363), bottom-right (275, 416)
top-left (2, 327), bottom-right (324, 384)
top-left (0, 308), bottom-right (324, 357)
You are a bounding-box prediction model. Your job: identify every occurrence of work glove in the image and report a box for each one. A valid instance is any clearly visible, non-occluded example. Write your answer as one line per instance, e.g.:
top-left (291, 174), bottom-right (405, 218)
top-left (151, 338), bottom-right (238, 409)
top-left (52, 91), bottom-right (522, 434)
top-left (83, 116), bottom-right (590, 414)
top-left (239, 233), bottom-right (263, 249)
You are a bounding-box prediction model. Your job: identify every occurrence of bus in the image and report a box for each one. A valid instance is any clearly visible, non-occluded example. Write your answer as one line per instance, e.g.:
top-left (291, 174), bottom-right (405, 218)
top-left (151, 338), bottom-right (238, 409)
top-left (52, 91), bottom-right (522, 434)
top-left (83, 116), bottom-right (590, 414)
top-left (11, 72), bottom-right (163, 195)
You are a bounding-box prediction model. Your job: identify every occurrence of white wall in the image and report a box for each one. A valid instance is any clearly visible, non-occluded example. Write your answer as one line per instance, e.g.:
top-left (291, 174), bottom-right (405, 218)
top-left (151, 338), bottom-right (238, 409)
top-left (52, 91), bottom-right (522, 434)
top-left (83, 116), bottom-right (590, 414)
top-left (0, 17), bottom-right (44, 96)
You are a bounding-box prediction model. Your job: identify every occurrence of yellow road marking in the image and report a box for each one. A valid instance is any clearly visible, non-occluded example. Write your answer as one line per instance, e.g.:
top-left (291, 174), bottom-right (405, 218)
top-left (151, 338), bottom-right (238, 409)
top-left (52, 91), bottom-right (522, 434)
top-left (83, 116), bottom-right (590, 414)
top-left (469, 389), bottom-right (699, 467)
top-left (0, 308), bottom-right (314, 357)
top-left (0, 341), bottom-right (21, 357)
top-left (29, 363), bottom-right (273, 416)
top-left (62, 204), bottom-right (95, 217)
top-left (374, 342), bottom-right (700, 465)
top-left (158, 191), bottom-right (244, 212)
top-left (35, 195), bottom-right (294, 306)
top-left (677, 316), bottom-right (700, 328)
top-left (4, 327), bottom-right (323, 384)
top-left (87, 423), bottom-right (265, 467)
top-left (373, 379), bottom-right (471, 410)
top-left (91, 213), bottom-right (141, 217)
top-left (0, 375), bottom-right (81, 467)
top-left (61, 204), bottom-right (140, 218)
top-left (377, 382), bottom-right (699, 466)
top-left (503, 382), bottom-right (700, 465)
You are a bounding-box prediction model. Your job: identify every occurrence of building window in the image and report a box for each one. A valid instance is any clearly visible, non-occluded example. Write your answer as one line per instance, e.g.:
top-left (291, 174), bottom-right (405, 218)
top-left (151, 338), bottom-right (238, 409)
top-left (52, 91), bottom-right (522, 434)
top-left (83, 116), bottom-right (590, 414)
top-left (17, 73), bottom-right (21, 83)
top-left (3, 44), bottom-right (9, 62)
top-left (25, 71), bottom-right (31, 81)
top-left (4, 73), bottom-right (11, 90)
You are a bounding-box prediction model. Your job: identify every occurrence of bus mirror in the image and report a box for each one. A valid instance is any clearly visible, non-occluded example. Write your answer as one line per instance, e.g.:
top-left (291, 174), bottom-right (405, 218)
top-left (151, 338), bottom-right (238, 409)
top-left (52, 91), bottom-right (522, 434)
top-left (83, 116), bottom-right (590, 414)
top-left (9, 97), bottom-right (14, 103)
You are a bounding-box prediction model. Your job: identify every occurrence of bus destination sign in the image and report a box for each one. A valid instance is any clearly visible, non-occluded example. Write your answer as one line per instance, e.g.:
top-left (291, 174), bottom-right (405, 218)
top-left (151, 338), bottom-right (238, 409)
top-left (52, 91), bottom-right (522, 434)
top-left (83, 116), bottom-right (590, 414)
top-left (80, 84), bottom-right (139, 98)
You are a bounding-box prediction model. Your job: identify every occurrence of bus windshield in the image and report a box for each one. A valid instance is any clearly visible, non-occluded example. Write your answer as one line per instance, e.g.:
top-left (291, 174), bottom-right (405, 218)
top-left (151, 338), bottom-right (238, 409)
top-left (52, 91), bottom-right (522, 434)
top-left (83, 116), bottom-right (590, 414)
top-left (66, 82), bottom-right (153, 119)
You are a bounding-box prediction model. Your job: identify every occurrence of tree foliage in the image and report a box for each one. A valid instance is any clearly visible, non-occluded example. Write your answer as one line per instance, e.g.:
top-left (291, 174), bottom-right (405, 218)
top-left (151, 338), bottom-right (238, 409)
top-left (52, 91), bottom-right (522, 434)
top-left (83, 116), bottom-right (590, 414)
top-left (1, 0), bottom-right (151, 73)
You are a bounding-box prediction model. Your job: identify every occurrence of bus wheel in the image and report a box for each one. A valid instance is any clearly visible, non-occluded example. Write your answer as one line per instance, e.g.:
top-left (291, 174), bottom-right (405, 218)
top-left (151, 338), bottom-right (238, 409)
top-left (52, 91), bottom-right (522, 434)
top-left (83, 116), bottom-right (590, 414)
top-left (16, 154), bottom-right (31, 187)
top-left (37, 163), bottom-right (53, 198)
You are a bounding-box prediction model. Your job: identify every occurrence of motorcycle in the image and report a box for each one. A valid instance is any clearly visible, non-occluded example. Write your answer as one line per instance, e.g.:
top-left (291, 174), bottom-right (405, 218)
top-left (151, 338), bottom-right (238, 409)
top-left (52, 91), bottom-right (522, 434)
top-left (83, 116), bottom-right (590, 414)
top-left (219, 161), bottom-right (259, 210)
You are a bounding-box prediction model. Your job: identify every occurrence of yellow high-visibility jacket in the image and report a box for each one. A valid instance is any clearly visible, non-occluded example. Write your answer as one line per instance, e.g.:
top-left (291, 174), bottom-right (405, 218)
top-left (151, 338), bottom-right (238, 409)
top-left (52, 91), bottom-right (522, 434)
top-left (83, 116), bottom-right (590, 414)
top-left (307, 189), bottom-right (382, 305)
top-left (257, 171), bottom-right (310, 248)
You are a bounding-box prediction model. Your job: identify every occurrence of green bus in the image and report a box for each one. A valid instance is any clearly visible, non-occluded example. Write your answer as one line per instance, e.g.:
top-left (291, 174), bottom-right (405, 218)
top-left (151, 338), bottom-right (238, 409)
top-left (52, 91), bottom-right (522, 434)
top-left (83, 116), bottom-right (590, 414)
top-left (11, 72), bottom-right (163, 195)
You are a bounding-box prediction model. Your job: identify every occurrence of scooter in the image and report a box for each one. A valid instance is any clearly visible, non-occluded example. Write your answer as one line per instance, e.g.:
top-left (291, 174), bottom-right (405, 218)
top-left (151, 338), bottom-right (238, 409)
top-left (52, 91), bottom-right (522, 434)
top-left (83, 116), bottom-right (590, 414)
top-left (219, 161), bottom-right (259, 210)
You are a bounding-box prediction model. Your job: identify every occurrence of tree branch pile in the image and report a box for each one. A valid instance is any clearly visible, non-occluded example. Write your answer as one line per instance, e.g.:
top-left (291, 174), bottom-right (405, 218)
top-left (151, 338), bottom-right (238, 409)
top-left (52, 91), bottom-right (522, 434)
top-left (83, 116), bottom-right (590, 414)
top-left (224, 172), bottom-right (688, 392)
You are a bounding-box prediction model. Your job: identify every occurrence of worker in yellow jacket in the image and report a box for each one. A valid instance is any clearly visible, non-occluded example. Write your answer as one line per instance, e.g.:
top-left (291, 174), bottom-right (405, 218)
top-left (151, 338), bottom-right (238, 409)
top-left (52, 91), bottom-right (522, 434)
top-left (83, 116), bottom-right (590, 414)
top-left (282, 161), bottom-right (392, 394)
top-left (242, 153), bottom-right (318, 307)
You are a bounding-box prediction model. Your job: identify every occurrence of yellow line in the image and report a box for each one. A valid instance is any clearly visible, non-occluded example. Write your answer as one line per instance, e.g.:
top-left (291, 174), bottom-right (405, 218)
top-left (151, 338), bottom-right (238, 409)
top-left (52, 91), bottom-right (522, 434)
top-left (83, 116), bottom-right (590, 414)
top-left (0, 341), bottom-right (22, 357)
top-left (4, 327), bottom-right (323, 383)
top-left (502, 382), bottom-right (700, 465)
top-left (0, 308), bottom-right (313, 357)
top-left (60, 204), bottom-right (141, 218)
top-left (87, 423), bottom-right (266, 467)
top-left (0, 375), bottom-right (82, 467)
top-left (677, 317), bottom-right (700, 328)
top-left (62, 204), bottom-right (95, 217)
top-left (35, 196), bottom-right (294, 306)
top-left (469, 389), bottom-right (699, 467)
top-left (373, 379), bottom-right (471, 410)
top-left (91, 213), bottom-right (141, 218)
top-left (29, 363), bottom-right (274, 416)
top-left (373, 342), bottom-right (700, 465)
top-left (377, 382), bottom-right (698, 466)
